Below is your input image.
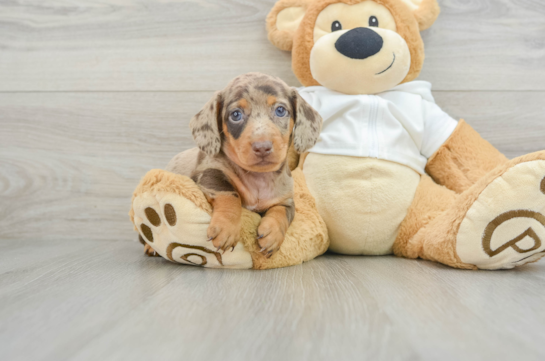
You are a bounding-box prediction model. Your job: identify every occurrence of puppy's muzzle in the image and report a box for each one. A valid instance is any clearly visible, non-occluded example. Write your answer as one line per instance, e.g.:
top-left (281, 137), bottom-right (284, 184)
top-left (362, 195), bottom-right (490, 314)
top-left (252, 141), bottom-right (273, 157)
top-left (335, 27), bottom-right (383, 60)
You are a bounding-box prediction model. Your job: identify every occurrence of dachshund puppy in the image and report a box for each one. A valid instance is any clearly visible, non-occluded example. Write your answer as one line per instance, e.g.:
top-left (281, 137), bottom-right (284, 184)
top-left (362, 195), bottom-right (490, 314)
top-left (186, 73), bottom-right (321, 257)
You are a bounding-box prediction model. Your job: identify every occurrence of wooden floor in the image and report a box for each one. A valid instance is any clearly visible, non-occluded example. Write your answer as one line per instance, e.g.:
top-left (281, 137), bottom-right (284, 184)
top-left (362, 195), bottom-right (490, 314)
top-left (1, 0), bottom-right (544, 360)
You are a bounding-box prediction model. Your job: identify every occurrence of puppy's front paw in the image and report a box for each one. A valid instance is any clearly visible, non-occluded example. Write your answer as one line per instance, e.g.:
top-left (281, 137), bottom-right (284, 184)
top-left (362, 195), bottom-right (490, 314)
top-left (144, 244), bottom-right (160, 257)
top-left (207, 216), bottom-right (241, 253)
top-left (257, 217), bottom-right (285, 258)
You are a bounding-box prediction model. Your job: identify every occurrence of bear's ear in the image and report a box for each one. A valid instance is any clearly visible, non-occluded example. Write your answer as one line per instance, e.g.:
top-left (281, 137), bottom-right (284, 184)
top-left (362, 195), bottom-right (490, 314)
top-left (400, 0), bottom-right (440, 30)
top-left (266, 0), bottom-right (309, 51)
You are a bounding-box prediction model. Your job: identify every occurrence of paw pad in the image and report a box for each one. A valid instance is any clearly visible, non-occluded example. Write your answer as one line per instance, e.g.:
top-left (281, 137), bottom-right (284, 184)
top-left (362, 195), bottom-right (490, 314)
top-left (541, 176), bottom-right (545, 195)
top-left (164, 203), bottom-right (177, 226)
top-left (145, 207), bottom-right (161, 227)
top-left (140, 224), bottom-right (154, 243)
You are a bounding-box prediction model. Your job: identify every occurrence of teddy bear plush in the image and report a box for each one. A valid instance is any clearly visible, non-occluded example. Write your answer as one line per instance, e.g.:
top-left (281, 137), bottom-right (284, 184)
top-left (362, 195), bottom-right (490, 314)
top-left (130, 0), bottom-right (545, 270)
top-left (266, 0), bottom-right (545, 269)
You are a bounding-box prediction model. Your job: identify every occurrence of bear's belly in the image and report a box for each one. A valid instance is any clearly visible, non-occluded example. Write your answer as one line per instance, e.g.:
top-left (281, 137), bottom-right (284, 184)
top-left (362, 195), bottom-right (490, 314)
top-left (303, 154), bottom-right (420, 255)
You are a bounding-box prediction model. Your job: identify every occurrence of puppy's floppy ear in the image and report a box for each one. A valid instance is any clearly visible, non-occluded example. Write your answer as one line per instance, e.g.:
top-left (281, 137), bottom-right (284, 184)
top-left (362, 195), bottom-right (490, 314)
top-left (266, 0), bottom-right (309, 51)
top-left (400, 0), bottom-right (440, 30)
top-left (190, 91), bottom-right (224, 157)
top-left (290, 90), bottom-right (321, 154)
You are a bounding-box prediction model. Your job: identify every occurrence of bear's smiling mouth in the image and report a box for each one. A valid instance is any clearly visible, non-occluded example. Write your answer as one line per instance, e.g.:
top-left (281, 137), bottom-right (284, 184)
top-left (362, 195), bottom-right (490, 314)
top-left (376, 53), bottom-right (396, 75)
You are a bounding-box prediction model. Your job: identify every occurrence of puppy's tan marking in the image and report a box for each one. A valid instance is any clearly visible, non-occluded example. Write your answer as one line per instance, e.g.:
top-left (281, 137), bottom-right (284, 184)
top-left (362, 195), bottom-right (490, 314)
top-left (267, 95), bottom-right (277, 106)
top-left (239, 98), bottom-right (249, 110)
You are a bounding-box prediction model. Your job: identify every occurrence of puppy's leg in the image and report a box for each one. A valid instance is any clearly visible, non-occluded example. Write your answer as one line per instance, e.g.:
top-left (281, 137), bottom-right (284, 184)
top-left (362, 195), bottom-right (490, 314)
top-left (258, 199), bottom-right (295, 258)
top-left (208, 194), bottom-right (242, 253)
top-left (193, 168), bottom-right (242, 253)
top-left (144, 243), bottom-right (160, 257)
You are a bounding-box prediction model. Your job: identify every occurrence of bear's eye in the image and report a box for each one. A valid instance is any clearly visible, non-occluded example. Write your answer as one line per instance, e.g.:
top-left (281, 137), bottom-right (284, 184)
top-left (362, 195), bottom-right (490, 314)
top-left (369, 16), bottom-right (379, 27)
top-left (275, 106), bottom-right (288, 117)
top-left (331, 21), bottom-right (342, 32)
top-left (230, 110), bottom-right (243, 122)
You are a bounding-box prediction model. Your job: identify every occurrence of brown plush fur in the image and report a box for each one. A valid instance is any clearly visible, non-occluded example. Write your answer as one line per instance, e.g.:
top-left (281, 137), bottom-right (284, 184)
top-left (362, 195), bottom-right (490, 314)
top-left (393, 174), bottom-right (457, 258)
top-left (267, 0), bottom-right (440, 87)
top-left (426, 120), bottom-right (509, 194)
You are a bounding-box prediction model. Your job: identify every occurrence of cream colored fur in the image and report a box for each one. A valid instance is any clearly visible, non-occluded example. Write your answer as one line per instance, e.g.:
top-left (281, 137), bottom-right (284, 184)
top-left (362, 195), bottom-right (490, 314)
top-left (310, 25), bottom-right (411, 94)
top-left (309, 1), bottom-right (411, 94)
top-left (303, 154), bottom-right (420, 255)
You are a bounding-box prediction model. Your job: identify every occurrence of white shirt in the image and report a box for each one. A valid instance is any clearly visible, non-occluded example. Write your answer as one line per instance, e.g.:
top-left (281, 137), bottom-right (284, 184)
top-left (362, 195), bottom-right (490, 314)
top-left (298, 81), bottom-right (458, 174)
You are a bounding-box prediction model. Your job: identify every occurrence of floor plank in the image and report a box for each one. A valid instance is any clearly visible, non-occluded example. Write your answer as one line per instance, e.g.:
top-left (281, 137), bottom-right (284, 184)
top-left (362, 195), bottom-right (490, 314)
top-left (0, 0), bottom-right (544, 91)
top-left (0, 240), bottom-right (543, 361)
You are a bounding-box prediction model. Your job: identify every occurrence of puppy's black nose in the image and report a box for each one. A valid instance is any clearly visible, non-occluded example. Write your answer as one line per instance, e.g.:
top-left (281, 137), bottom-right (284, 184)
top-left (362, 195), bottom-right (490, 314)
top-left (252, 141), bottom-right (273, 157)
top-left (335, 27), bottom-right (383, 60)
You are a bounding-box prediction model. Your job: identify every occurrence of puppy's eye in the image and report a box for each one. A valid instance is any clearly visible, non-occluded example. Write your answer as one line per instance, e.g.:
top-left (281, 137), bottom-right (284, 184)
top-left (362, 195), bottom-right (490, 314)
top-left (331, 21), bottom-right (342, 32)
top-left (275, 106), bottom-right (288, 117)
top-left (369, 16), bottom-right (379, 27)
top-left (230, 110), bottom-right (243, 122)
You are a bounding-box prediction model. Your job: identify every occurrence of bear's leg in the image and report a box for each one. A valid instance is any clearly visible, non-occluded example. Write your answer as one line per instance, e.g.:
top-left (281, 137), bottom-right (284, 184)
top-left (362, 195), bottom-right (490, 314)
top-left (392, 174), bottom-right (459, 261)
top-left (426, 120), bottom-right (509, 193)
top-left (130, 168), bottom-right (328, 270)
top-left (131, 169), bottom-right (257, 269)
top-left (397, 151), bottom-right (545, 270)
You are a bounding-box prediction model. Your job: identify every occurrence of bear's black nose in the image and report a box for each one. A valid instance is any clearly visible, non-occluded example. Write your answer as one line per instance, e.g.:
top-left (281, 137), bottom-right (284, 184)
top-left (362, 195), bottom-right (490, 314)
top-left (335, 27), bottom-right (383, 60)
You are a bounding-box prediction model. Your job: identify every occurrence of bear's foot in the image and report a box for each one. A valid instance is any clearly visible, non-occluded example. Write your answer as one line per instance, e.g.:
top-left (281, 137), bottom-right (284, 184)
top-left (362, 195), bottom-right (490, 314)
top-left (409, 151), bottom-right (545, 270)
top-left (456, 152), bottom-right (545, 269)
top-left (130, 170), bottom-right (254, 269)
